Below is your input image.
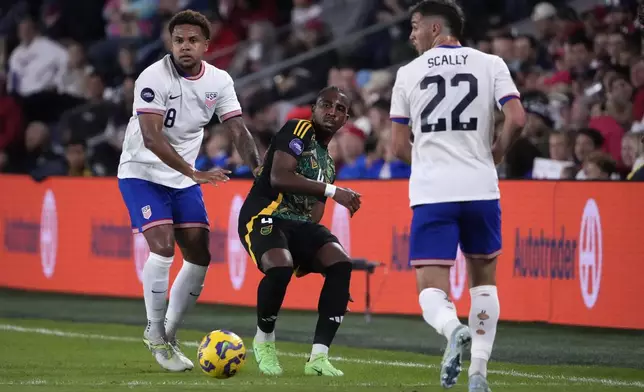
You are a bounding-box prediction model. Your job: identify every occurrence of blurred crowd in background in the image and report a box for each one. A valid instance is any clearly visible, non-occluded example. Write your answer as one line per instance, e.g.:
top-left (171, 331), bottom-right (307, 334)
top-left (0, 0), bottom-right (643, 182)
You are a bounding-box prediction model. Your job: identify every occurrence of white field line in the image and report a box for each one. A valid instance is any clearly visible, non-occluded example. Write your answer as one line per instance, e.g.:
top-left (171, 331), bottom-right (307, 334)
top-left (1, 324), bottom-right (643, 388)
top-left (0, 379), bottom-right (571, 388)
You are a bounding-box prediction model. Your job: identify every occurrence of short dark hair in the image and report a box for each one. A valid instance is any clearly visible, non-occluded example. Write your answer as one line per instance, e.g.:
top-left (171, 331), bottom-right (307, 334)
top-left (66, 136), bottom-right (87, 149)
top-left (168, 10), bottom-right (211, 39)
top-left (576, 128), bottom-right (604, 148)
top-left (568, 33), bottom-right (593, 52)
top-left (317, 86), bottom-right (350, 104)
top-left (410, 0), bottom-right (465, 37)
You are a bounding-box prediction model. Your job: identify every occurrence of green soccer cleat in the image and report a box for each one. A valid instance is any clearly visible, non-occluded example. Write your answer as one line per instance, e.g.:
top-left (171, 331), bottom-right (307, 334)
top-left (304, 353), bottom-right (344, 376)
top-left (252, 339), bottom-right (283, 376)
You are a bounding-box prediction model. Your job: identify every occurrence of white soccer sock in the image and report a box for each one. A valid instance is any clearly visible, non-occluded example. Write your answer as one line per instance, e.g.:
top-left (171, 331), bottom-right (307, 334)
top-left (468, 285), bottom-right (500, 378)
top-left (419, 288), bottom-right (462, 339)
top-left (142, 252), bottom-right (174, 340)
top-left (165, 260), bottom-right (208, 341)
top-left (254, 326), bottom-right (275, 343)
top-left (311, 343), bottom-right (329, 357)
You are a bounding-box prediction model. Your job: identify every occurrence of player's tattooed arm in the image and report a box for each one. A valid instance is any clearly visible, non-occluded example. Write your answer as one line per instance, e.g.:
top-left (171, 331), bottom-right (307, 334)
top-left (391, 122), bottom-right (412, 164)
top-left (222, 116), bottom-right (262, 175)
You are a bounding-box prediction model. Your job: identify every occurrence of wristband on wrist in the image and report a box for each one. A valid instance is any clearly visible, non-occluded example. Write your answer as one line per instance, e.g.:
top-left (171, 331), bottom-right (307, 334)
top-left (324, 184), bottom-right (337, 198)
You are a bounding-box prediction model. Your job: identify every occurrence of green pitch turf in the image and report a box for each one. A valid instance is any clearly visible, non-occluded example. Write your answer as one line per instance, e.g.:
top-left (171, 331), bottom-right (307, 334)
top-left (0, 289), bottom-right (643, 391)
top-left (0, 318), bottom-right (643, 392)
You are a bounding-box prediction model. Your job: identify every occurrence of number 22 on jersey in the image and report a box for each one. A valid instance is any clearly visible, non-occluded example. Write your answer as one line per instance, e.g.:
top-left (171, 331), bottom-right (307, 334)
top-left (420, 73), bottom-right (478, 133)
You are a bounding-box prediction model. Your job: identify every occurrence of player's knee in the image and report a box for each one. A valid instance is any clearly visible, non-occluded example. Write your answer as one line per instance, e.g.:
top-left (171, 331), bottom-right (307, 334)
top-left (148, 237), bottom-right (174, 257)
top-left (184, 247), bottom-right (211, 267)
top-left (324, 260), bottom-right (352, 279)
top-left (260, 248), bottom-right (294, 270)
top-left (144, 230), bottom-right (175, 258)
top-left (466, 257), bottom-right (497, 287)
top-left (415, 265), bottom-right (451, 294)
top-left (263, 266), bottom-right (293, 291)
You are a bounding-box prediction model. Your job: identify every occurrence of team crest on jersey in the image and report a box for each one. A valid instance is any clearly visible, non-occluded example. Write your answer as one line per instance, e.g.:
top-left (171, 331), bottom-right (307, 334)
top-left (141, 205), bottom-right (152, 220)
top-left (260, 225), bottom-right (273, 236)
top-left (205, 92), bottom-right (218, 108)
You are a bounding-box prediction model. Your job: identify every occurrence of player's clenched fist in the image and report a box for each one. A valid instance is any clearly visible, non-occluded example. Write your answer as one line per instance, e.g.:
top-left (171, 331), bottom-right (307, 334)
top-left (332, 187), bottom-right (361, 216)
top-left (192, 168), bottom-right (231, 185)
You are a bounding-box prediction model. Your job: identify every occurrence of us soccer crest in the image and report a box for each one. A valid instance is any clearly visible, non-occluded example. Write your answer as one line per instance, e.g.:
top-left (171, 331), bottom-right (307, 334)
top-left (205, 92), bottom-right (218, 108)
top-left (141, 205), bottom-right (152, 220)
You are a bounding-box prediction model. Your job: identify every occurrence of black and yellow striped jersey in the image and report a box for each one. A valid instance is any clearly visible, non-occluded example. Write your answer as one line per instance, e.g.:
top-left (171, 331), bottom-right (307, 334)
top-left (239, 119), bottom-right (336, 223)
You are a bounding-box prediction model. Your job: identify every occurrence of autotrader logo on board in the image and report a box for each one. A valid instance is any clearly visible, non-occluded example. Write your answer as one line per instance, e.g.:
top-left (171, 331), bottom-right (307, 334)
top-left (512, 198), bottom-right (603, 309)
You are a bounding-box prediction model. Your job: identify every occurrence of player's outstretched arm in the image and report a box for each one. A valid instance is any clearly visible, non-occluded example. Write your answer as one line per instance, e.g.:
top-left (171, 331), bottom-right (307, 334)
top-left (222, 116), bottom-right (262, 175)
top-left (139, 113), bottom-right (230, 184)
top-left (271, 120), bottom-right (361, 215)
top-left (391, 122), bottom-right (412, 164)
top-left (492, 99), bottom-right (526, 165)
top-left (272, 150), bottom-right (361, 215)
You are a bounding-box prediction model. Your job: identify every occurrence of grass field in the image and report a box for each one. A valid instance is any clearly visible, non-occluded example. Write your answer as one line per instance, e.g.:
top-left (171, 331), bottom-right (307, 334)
top-left (0, 289), bottom-right (643, 391)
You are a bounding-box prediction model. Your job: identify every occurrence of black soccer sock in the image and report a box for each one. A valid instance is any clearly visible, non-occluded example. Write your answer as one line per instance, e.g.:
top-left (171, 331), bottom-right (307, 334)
top-left (257, 266), bottom-right (292, 334)
top-left (313, 262), bottom-right (352, 347)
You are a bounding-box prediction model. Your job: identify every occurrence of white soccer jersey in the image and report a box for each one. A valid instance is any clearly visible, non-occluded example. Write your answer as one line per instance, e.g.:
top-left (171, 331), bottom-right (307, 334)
top-left (117, 55), bottom-right (242, 188)
top-left (390, 45), bottom-right (520, 206)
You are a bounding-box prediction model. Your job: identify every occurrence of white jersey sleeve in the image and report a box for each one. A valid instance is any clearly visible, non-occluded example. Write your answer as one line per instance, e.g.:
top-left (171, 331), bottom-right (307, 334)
top-left (390, 68), bottom-right (411, 124)
top-left (214, 71), bottom-right (243, 122)
top-left (493, 56), bottom-right (520, 110)
top-left (133, 66), bottom-right (170, 116)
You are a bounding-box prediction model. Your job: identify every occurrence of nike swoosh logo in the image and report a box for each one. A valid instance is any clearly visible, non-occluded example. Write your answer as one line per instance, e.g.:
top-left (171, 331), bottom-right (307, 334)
top-left (151, 290), bottom-right (166, 294)
top-left (189, 292), bottom-right (200, 297)
top-left (169, 95), bottom-right (181, 100)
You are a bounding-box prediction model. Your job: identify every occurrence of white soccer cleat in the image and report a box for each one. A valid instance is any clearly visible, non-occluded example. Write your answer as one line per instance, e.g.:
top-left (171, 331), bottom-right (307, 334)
top-left (440, 324), bottom-right (472, 388)
top-left (142, 335), bottom-right (189, 372)
top-left (168, 339), bottom-right (194, 370)
top-left (468, 373), bottom-right (492, 392)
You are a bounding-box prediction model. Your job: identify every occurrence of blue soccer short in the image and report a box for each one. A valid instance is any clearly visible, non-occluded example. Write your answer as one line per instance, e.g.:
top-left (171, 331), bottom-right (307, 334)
top-left (118, 178), bottom-right (210, 233)
top-left (409, 199), bottom-right (501, 266)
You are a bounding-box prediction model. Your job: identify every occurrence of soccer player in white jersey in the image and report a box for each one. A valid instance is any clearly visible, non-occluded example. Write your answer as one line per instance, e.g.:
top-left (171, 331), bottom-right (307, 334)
top-left (117, 10), bottom-right (261, 372)
top-left (389, 1), bottom-right (526, 391)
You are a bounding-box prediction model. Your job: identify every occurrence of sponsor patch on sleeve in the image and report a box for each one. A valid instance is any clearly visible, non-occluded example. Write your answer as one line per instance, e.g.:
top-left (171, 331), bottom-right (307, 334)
top-left (289, 138), bottom-right (304, 156)
top-left (141, 88), bottom-right (155, 103)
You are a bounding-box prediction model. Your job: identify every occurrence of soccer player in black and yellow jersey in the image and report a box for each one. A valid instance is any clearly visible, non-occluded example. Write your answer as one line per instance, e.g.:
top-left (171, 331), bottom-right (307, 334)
top-left (238, 86), bottom-right (361, 377)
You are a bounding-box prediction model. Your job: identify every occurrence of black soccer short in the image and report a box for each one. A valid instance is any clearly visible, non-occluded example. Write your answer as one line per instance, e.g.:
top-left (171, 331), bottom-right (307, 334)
top-left (238, 215), bottom-right (339, 274)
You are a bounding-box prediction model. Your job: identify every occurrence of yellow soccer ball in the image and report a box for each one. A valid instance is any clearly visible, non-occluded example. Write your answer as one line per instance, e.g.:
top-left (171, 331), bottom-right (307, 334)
top-left (197, 330), bottom-right (247, 379)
